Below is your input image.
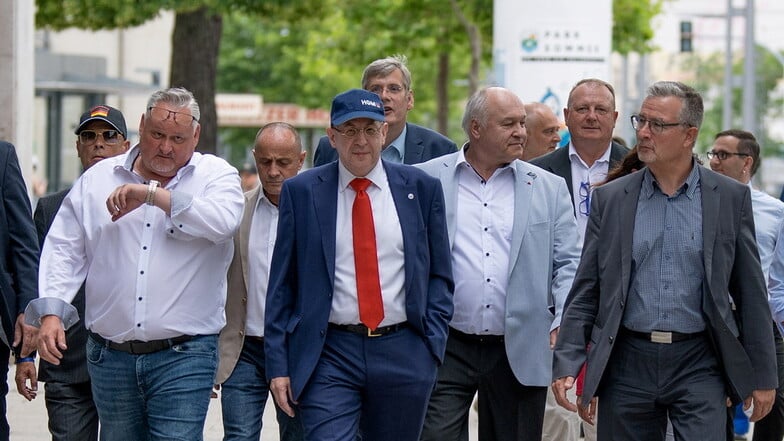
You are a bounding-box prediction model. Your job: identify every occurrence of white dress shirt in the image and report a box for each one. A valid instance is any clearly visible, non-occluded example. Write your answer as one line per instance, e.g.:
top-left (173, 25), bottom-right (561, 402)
top-left (569, 142), bottom-right (612, 242)
top-left (245, 190), bottom-right (279, 337)
top-left (753, 186), bottom-right (784, 332)
top-left (449, 148), bottom-right (514, 335)
top-left (27, 146), bottom-right (244, 342)
top-left (330, 160), bottom-right (407, 326)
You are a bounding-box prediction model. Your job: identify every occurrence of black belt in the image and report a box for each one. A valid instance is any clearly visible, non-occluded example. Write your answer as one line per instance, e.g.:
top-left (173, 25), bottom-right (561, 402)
top-left (245, 335), bottom-right (264, 343)
top-left (328, 322), bottom-right (408, 337)
top-left (449, 327), bottom-right (504, 344)
top-left (88, 331), bottom-right (194, 355)
top-left (621, 327), bottom-right (705, 344)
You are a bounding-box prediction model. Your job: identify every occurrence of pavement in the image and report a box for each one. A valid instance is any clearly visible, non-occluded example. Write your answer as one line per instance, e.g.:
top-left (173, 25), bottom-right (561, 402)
top-left (5, 360), bottom-right (479, 440)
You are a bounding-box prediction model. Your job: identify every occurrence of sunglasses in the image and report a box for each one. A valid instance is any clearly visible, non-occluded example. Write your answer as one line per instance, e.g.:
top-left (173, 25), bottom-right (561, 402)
top-left (79, 130), bottom-right (122, 145)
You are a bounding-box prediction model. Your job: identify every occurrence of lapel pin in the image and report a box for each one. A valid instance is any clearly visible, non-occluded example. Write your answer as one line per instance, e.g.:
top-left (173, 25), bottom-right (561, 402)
top-left (408, 193), bottom-right (414, 200)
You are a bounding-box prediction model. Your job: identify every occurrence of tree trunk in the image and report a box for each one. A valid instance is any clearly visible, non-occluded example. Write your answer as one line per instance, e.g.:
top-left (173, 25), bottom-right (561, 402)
top-left (451, 0), bottom-right (480, 96)
top-left (170, 7), bottom-right (222, 155)
top-left (436, 52), bottom-right (450, 136)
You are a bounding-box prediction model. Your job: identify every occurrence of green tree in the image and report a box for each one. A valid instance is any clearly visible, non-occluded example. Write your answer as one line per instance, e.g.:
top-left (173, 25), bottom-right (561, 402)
top-left (613, 0), bottom-right (666, 56)
top-left (683, 46), bottom-right (784, 155)
top-left (35, 0), bottom-right (322, 154)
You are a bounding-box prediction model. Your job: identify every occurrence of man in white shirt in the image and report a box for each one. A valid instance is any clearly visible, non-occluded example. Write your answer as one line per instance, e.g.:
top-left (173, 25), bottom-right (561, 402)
top-left (265, 89), bottom-right (453, 441)
top-left (530, 78), bottom-right (628, 242)
top-left (418, 87), bottom-right (581, 441)
top-left (27, 87), bottom-right (244, 441)
top-left (215, 122), bottom-right (305, 441)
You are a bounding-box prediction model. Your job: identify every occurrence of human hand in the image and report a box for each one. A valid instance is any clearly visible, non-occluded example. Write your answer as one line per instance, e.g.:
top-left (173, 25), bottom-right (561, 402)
top-left (14, 360), bottom-right (37, 401)
top-left (551, 376), bottom-right (578, 412)
top-left (106, 183), bottom-right (147, 222)
top-left (37, 315), bottom-right (66, 364)
top-left (270, 376), bottom-right (298, 417)
top-left (14, 314), bottom-right (37, 357)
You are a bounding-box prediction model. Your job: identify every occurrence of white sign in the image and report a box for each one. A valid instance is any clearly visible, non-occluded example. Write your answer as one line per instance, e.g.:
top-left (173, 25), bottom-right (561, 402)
top-left (493, 0), bottom-right (612, 123)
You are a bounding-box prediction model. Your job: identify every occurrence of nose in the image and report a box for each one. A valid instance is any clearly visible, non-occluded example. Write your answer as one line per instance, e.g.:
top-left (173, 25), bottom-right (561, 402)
top-left (709, 154), bottom-right (721, 167)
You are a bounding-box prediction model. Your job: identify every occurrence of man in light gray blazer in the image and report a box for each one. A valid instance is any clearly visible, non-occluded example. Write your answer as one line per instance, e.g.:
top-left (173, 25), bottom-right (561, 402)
top-left (418, 87), bottom-right (581, 441)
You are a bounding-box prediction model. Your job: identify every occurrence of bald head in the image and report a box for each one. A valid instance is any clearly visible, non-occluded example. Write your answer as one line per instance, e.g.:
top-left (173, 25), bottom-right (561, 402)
top-left (522, 103), bottom-right (561, 161)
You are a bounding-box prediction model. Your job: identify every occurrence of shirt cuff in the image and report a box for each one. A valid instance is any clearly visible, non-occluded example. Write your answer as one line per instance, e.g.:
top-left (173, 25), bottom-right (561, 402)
top-left (23, 298), bottom-right (80, 331)
top-left (170, 190), bottom-right (193, 218)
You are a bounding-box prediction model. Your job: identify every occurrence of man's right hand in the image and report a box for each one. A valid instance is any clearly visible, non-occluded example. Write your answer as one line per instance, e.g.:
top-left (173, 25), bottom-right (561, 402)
top-left (551, 376), bottom-right (578, 412)
top-left (37, 315), bottom-right (67, 364)
top-left (270, 376), bottom-right (297, 417)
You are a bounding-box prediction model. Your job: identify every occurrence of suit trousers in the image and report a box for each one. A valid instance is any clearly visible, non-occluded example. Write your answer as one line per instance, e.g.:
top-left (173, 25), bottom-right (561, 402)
top-left (299, 326), bottom-right (437, 441)
top-left (752, 325), bottom-right (784, 441)
top-left (44, 380), bottom-right (98, 441)
top-left (421, 331), bottom-right (547, 441)
top-left (597, 332), bottom-right (726, 441)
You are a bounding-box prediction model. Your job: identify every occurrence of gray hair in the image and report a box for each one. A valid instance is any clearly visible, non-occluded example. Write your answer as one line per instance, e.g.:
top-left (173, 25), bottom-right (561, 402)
top-left (461, 88), bottom-right (492, 136)
top-left (146, 87), bottom-right (200, 125)
top-left (361, 55), bottom-right (413, 91)
top-left (645, 81), bottom-right (703, 130)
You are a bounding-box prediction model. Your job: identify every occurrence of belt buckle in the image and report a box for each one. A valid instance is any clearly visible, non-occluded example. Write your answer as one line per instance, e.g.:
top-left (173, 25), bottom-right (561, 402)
top-left (367, 327), bottom-right (383, 337)
top-left (650, 331), bottom-right (672, 344)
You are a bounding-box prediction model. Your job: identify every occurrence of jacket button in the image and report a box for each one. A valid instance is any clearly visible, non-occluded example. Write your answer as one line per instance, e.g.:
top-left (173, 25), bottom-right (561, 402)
top-left (609, 336), bottom-right (614, 343)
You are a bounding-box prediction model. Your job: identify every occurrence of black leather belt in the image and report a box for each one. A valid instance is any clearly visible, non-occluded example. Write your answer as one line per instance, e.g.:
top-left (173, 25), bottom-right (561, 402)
top-left (329, 322), bottom-right (408, 337)
top-left (89, 331), bottom-right (194, 355)
top-left (621, 327), bottom-right (704, 344)
top-left (245, 335), bottom-right (264, 343)
top-left (449, 327), bottom-right (504, 344)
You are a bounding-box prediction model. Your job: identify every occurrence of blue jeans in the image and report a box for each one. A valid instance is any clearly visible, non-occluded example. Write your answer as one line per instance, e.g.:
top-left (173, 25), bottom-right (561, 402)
top-left (221, 337), bottom-right (303, 441)
top-left (87, 334), bottom-right (218, 441)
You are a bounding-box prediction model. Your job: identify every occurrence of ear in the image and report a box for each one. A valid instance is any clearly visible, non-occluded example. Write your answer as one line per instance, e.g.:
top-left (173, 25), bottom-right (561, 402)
top-left (298, 151), bottom-right (306, 169)
top-left (469, 118), bottom-right (482, 140)
top-left (407, 89), bottom-right (415, 111)
top-left (683, 126), bottom-right (699, 150)
top-left (326, 127), bottom-right (338, 148)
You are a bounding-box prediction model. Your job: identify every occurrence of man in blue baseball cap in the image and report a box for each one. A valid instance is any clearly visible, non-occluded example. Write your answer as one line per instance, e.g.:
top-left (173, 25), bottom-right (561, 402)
top-left (265, 88), bottom-right (454, 441)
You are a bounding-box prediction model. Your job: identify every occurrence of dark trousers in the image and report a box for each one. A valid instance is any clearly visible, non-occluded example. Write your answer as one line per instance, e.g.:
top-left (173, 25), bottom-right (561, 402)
top-left (752, 325), bottom-right (784, 441)
top-left (0, 343), bottom-right (8, 441)
top-left (299, 326), bottom-right (437, 441)
top-left (421, 330), bottom-right (547, 441)
top-left (598, 332), bottom-right (726, 441)
top-left (44, 381), bottom-right (99, 441)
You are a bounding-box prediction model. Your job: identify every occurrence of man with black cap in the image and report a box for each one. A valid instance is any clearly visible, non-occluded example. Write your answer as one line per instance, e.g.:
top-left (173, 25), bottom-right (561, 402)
top-left (265, 88), bottom-right (454, 441)
top-left (15, 105), bottom-right (130, 440)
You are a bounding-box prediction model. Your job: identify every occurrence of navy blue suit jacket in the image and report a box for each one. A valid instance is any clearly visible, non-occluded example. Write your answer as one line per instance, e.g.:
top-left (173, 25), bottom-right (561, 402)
top-left (264, 161), bottom-right (454, 399)
top-left (0, 141), bottom-right (39, 348)
top-left (312, 122), bottom-right (456, 166)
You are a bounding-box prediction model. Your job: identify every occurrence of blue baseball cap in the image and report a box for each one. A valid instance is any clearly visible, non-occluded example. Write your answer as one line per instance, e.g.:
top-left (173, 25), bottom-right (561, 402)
top-left (330, 89), bottom-right (385, 126)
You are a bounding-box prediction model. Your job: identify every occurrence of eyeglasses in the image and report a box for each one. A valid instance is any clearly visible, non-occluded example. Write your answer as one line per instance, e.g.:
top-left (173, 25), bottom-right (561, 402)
top-left (579, 181), bottom-right (591, 216)
top-left (706, 150), bottom-right (749, 161)
top-left (630, 114), bottom-right (686, 135)
top-left (147, 106), bottom-right (198, 127)
top-left (78, 130), bottom-right (122, 145)
top-left (367, 84), bottom-right (406, 95)
top-left (332, 125), bottom-right (382, 139)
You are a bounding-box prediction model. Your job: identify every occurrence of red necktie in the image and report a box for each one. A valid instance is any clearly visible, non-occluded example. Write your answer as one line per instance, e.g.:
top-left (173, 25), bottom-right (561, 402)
top-left (350, 178), bottom-right (384, 330)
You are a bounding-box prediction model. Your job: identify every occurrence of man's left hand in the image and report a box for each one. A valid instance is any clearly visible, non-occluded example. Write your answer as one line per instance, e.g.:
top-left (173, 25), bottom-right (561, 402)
top-left (746, 388), bottom-right (775, 422)
top-left (14, 361), bottom-right (37, 401)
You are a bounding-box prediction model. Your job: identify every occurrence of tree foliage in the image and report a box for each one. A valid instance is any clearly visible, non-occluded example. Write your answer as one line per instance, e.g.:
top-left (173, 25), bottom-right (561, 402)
top-left (683, 46), bottom-right (784, 155)
top-left (612, 0), bottom-right (666, 55)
